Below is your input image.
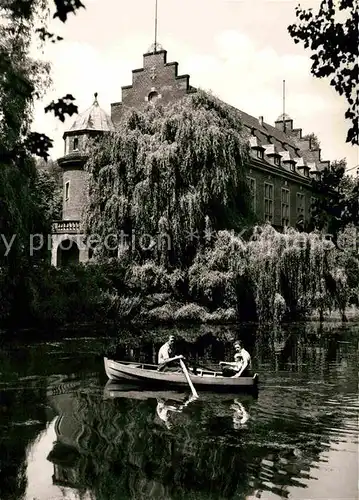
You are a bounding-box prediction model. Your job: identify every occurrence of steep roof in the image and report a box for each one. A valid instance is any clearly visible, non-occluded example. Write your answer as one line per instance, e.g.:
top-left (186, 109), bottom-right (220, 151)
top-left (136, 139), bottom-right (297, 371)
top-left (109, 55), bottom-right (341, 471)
top-left (215, 99), bottom-right (300, 159)
top-left (215, 98), bottom-right (328, 171)
top-left (69, 93), bottom-right (115, 133)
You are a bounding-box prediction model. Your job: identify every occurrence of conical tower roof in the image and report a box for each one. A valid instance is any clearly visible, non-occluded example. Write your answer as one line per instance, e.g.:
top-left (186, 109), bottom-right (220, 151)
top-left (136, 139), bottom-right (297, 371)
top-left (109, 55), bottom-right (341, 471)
top-left (69, 93), bottom-right (115, 132)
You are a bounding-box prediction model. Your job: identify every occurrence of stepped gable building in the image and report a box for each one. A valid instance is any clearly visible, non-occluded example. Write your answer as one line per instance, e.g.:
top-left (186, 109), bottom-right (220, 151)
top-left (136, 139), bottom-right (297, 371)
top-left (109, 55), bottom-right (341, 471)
top-left (51, 47), bottom-right (329, 267)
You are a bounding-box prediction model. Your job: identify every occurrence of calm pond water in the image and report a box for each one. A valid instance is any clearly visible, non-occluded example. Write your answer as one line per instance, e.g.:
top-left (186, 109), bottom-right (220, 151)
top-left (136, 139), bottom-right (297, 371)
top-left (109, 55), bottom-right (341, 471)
top-left (0, 322), bottom-right (358, 500)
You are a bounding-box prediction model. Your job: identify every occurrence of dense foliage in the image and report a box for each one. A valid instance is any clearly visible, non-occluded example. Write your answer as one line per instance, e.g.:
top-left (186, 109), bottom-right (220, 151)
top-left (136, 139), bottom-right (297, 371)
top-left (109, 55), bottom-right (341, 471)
top-left (84, 91), bottom-right (254, 266)
top-left (0, 1), bottom-right (65, 324)
top-left (310, 160), bottom-right (359, 236)
top-left (5, 224), bottom-right (355, 328)
top-left (288, 0), bottom-right (358, 145)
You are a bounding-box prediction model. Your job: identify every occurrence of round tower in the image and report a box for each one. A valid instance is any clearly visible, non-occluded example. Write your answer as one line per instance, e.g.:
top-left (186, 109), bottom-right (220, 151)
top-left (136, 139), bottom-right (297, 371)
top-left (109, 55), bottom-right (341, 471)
top-left (59, 93), bottom-right (115, 221)
top-left (52, 94), bottom-right (114, 267)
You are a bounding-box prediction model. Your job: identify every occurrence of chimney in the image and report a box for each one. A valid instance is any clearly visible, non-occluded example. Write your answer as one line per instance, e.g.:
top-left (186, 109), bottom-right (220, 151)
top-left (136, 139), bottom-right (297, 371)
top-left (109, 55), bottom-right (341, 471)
top-left (258, 116), bottom-right (264, 127)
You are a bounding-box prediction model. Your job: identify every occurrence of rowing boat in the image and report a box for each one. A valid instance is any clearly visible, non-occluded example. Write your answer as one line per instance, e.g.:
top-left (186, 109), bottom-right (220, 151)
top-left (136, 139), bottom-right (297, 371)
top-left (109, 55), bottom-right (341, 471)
top-left (104, 358), bottom-right (259, 392)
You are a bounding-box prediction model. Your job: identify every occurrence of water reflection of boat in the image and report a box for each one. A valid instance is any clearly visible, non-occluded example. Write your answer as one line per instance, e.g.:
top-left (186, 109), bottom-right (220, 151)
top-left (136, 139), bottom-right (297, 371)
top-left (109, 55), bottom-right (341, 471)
top-left (104, 357), bottom-right (259, 391)
top-left (104, 381), bottom-right (254, 432)
top-left (231, 400), bottom-right (250, 429)
top-left (46, 375), bottom-right (330, 500)
top-left (156, 394), bottom-right (197, 430)
top-left (103, 380), bottom-right (258, 403)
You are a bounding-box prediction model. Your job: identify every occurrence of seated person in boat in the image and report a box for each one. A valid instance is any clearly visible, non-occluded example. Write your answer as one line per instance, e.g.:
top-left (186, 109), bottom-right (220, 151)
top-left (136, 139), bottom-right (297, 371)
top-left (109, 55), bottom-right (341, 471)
top-left (219, 340), bottom-right (252, 377)
top-left (157, 335), bottom-right (184, 371)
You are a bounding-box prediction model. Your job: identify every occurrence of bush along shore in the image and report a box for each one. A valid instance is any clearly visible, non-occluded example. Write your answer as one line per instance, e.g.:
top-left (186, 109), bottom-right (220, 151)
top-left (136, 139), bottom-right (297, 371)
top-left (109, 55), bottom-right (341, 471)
top-left (1, 224), bottom-right (358, 331)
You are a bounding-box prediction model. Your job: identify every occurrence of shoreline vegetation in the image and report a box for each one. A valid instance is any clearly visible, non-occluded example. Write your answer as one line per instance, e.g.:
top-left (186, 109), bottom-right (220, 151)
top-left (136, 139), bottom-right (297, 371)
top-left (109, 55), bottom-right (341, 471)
top-left (1, 224), bottom-right (358, 334)
top-left (1, 313), bottom-right (358, 344)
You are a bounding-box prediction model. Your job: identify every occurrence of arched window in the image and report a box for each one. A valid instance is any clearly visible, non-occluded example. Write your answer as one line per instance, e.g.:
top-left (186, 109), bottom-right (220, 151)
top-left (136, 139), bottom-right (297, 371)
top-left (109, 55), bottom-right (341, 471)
top-left (148, 91), bottom-right (159, 103)
top-left (56, 239), bottom-right (79, 267)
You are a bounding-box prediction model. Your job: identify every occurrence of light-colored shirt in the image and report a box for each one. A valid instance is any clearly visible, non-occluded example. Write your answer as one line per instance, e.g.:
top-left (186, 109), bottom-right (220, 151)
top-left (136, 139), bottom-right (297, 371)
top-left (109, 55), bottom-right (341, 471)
top-left (235, 348), bottom-right (252, 369)
top-left (158, 341), bottom-right (172, 364)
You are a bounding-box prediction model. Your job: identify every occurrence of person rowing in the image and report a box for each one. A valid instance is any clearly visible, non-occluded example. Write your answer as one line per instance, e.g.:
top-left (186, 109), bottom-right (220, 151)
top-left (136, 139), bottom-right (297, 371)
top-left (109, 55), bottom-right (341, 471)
top-left (157, 335), bottom-right (184, 371)
top-left (157, 335), bottom-right (199, 398)
top-left (219, 340), bottom-right (252, 378)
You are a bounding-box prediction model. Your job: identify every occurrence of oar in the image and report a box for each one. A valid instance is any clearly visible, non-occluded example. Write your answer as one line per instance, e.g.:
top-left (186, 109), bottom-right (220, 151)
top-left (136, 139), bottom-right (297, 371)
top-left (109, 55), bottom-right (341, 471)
top-left (179, 358), bottom-right (199, 399)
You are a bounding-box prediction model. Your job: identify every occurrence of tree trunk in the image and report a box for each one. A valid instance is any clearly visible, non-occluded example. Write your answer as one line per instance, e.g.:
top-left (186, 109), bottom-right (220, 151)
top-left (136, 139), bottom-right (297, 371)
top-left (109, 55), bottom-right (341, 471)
top-left (319, 308), bottom-right (324, 322)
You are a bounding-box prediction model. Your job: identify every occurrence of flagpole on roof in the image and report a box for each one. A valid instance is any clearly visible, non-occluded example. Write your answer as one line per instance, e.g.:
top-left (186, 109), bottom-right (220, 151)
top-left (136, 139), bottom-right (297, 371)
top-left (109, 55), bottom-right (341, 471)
top-left (154, 0), bottom-right (158, 52)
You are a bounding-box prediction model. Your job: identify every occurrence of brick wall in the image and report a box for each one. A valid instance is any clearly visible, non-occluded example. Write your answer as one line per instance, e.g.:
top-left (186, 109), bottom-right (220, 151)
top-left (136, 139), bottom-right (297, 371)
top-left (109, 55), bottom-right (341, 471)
top-left (64, 133), bottom-right (86, 155)
top-left (62, 169), bottom-right (89, 220)
top-left (64, 132), bottom-right (98, 156)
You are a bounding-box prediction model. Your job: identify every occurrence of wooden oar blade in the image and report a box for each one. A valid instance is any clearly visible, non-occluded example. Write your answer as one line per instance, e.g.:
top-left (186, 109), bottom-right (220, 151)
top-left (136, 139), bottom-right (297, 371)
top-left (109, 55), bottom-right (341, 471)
top-left (179, 358), bottom-right (199, 399)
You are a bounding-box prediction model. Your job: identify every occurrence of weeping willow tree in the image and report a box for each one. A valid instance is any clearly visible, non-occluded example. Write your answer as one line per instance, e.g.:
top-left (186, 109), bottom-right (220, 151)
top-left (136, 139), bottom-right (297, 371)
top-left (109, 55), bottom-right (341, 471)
top-left (188, 229), bottom-right (246, 311)
top-left (186, 224), bottom-right (342, 323)
top-left (84, 91), bottom-right (253, 267)
top-left (246, 225), bottom-right (338, 322)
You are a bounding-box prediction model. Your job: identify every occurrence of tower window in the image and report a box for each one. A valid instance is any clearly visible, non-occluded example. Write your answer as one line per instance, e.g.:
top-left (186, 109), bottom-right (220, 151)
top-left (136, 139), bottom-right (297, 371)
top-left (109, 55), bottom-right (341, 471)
top-left (65, 181), bottom-right (70, 201)
top-left (73, 137), bottom-right (79, 151)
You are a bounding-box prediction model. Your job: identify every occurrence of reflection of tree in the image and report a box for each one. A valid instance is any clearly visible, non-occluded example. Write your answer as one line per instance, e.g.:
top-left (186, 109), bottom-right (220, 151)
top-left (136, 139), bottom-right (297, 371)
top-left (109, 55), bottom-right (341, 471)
top-left (253, 323), bottom-right (348, 379)
top-left (0, 323), bottom-right (355, 500)
top-left (0, 340), bottom-right (101, 500)
top-left (0, 387), bottom-right (48, 500)
top-left (45, 377), bottom-right (345, 500)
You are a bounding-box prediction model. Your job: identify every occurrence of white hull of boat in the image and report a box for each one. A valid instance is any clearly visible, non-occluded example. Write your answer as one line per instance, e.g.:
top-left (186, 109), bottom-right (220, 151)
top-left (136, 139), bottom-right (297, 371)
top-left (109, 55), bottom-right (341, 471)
top-left (104, 358), bottom-right (258, 391)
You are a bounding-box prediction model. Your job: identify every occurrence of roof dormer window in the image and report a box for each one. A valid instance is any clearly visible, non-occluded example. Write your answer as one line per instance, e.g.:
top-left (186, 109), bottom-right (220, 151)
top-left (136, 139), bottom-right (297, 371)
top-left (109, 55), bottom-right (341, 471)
top-left (257, 149), bottom-right (264, 159)
top-left (290, 163), bottom-right (295, 172)
top-left (274, 156), bottom-right (281, 166)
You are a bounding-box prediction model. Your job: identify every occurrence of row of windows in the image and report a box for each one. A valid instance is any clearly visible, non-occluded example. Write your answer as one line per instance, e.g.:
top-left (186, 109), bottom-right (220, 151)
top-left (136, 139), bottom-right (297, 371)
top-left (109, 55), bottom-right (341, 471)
top-left (248, 177), bottom-right (312, 225)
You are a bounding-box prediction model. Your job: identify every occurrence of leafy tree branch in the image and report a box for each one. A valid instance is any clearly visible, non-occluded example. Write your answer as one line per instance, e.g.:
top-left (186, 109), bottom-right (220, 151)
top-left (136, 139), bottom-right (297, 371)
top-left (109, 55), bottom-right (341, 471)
top-left (288, 0), bottom-right (358, 145)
